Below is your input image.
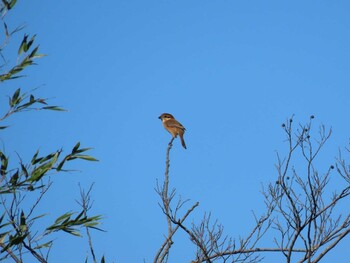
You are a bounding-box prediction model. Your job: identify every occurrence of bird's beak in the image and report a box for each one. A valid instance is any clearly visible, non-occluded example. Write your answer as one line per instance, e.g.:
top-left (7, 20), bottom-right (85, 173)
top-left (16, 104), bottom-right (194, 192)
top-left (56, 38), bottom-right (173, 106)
top-left (158, 116), bottom-right (161, 119)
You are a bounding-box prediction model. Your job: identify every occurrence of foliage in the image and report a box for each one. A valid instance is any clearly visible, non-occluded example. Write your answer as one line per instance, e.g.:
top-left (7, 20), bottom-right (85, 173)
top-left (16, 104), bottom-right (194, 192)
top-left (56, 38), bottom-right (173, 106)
top-left (0, 2), bottom-right (103, 262)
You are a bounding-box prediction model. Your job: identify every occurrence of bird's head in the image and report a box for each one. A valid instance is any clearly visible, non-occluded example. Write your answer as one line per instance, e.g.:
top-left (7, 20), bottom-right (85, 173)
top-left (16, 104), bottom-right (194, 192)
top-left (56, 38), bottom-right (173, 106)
top-left (158, 113), bottom-right (175, 121)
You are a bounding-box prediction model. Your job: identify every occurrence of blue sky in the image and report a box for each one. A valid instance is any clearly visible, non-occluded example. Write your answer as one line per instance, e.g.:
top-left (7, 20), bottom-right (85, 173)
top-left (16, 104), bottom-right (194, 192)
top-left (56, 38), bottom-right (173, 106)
top-left (2, 0), bottom-right (350, 262)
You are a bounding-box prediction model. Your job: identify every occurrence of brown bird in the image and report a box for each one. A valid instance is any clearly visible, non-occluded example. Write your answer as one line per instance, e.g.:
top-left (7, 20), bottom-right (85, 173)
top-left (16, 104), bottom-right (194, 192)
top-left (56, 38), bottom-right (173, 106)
top-left (158, 113), bottom-right (187, 149)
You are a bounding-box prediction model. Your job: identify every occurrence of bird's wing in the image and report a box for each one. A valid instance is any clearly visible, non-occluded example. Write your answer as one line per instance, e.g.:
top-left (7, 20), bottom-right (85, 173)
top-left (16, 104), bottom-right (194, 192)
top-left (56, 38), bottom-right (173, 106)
top-left (165, 119), bottom-right (186, 130)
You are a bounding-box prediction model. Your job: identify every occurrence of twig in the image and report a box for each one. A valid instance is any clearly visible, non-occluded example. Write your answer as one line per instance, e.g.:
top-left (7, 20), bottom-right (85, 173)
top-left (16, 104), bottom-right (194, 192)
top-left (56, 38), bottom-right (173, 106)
top-left (78, 183), bottom-right (97, 263)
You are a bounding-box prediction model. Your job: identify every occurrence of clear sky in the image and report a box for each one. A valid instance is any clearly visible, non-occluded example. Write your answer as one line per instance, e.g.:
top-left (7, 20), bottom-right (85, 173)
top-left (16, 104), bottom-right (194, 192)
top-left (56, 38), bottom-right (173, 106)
top-left (2, 0), bottom-right (350, 262)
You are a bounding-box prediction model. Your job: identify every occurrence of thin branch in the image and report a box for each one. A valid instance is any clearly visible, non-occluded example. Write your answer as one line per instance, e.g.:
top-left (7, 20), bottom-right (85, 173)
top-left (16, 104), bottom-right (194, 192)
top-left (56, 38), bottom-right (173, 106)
top-left (78, 183), bottom-right (97, 263)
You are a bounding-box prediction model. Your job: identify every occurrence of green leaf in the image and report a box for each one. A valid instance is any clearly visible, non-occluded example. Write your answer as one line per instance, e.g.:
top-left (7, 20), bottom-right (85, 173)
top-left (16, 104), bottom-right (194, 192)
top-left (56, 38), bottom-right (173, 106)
top-left (31, 150), bottom-right (39, 165)
top-left (0, 151), bottom-right (8, 175)
top-left (0, 212), bottom-right (6, 225)
top-left (4, 22), bottom-right (9, 38)
top-left (38, 151), bottom-right (60, 164)
top-left (37, 98), bottom-right (47, 105)
top-left (29, 152), bottom-right (59, 182)
top-left (30, 213), bottom-right (47, 222)
top-left (9, 170), bottom-right (19, 185)
top-left (9, 0), bottom-right (17, 9)
top-left (26, 34), bottom-right (36, 52)
top-left (75, 148), bottom-right (93, 154)
top-left (2, 0), bottom-right (17, 10)
top-left (28, 46), bottom-right (39, 59)
top-left (74, 155), bottom-right (98, 162)
top-left (10, 88), bottom-right (21, 106)
top-left (53, 212), bottom-right (74, 225)
top-left (20, 211), bottom-right (27, 232)
top-left (21, 163), bottom-right (29, 178)
top-left (46, 211), bottom-right (102, 238)
top-left (32, 53), bottom-right (46, 59)
top-left (84, 221), bottom-right (100, 228)
top-left (72, 142), bottom-right (80, 154)
top-left (56, 158), bottom-right (66, 172)
top-left (4, 233), bottom-right (28, 251)
top-left (18, 34), bottom-right (28, 55)
top-left (74, 210), bottom-right (85, 221)
top-left (16, 99), bottom-right (36, 110)
top-left (63, 228), bottom-right (81, 237)
top-left (42, 106), bottom-right (66, 111)
top-left (1, 0), bottom-right (10, 10)
top-left (34, 240), bottom-right (52, 250)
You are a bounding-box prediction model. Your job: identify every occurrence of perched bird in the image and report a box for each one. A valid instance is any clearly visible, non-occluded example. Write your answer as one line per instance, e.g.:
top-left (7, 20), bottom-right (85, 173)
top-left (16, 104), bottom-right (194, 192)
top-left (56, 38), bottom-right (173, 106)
top-left (158, 113), bottom-right (187, 149)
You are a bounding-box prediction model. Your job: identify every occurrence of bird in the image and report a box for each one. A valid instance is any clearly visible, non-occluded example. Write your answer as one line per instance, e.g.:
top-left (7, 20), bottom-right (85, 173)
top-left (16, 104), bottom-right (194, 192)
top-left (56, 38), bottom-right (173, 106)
top-left (158, 113), bottom-right (187, 149)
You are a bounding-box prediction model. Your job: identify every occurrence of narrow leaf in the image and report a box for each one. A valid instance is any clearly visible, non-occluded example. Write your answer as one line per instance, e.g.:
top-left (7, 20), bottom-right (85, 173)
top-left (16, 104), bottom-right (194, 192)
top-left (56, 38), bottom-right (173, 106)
top-left (76, 155), bottom-right (98, 162)
top-left (10, 88), bottom-right (21, 106)
top-left (42, 106), bottom-right (66, 111)
top-left (18, 34), bottom-right (28, 55)
top-left (0, 152), bottom-right (8, 175)
top-left (75, 147), bottom-right (93, 154)
top-left (53, 212), bottom-right (74, 225)
top-left (72, 142), bottom-right (80, 154)
top-left (4, 22), bottom-right (9, 38)
top-left (21, 163), bottom-right (28, 177)
top-left (56, 158), bottom-right (66, 171)
top-left (9, 170), bottom-right (19, 185)
top-left (9, 0), bottom-right (17, 9)
top-left (34, 240), bottom-right (52, 250)
top-left (20, 211), bottom-right (27, 232)
top-left (31, 150), bottom-right (39, 165)
top-left (29, 152), bottom-right (59, 182)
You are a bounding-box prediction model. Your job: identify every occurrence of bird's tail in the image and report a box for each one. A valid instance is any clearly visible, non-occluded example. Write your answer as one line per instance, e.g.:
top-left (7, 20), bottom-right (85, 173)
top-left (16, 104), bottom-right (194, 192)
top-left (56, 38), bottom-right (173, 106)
top-left (180, 134), bottom-right (187, 149)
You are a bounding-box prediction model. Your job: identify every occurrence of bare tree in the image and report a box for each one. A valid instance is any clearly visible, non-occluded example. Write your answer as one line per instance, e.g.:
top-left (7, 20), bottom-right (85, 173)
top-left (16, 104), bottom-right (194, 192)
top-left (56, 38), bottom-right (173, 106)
top-left (154, 116), bottom-right (350, 263)
top-left (263, 116), bottom-right (350, 263)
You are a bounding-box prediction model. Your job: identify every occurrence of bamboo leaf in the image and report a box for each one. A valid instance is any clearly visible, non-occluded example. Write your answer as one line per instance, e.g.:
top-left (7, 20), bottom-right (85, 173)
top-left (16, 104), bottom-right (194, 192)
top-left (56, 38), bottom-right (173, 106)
top-left (56, 158), bottom-right (66, 171)
top-left (18, 34), bottom-right (28, 55)
top-left (72, 142), bottom-right (80, 154)
top-left (53, 212), bottom-right (74, 225)
top-left (38, 152), bottom-right (59, 164)
top-left (20, 211), bottom-right (27, 232)
top-left (75, 155), bottom-right (98, 162)
top-left (29, 152), bottom-right (59, 182)
top-left (21, 163), bottom-right (28, 178)
top-left (75, 148), bottom-right (93, 154)
top-left (42, 106), bottom-right (66, 111)
top-left (10, 88), bottom-right (21, 106)
top-left (4, 22), bottom-right (9, 38)
top-left (0, 152), bottom-right (8, 175)
top-left (63, 229), bottom-right (81, 237)
top-left (9, 0), bottom-right (17, 9)
top-left (9, 170), bottom-right (19, 185)
top-left (30, 213), bottom-right (47, 221)
top-left (31, 150), bottom-right (39, 165)
top-left (34, 240), bottom-right (52, 250)
top-left (0, 212), bottom-right (6, 225)
top-left (25, 34), bottom-right (36, 52)
top-left (74, 210), bottom-right (85, 221)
